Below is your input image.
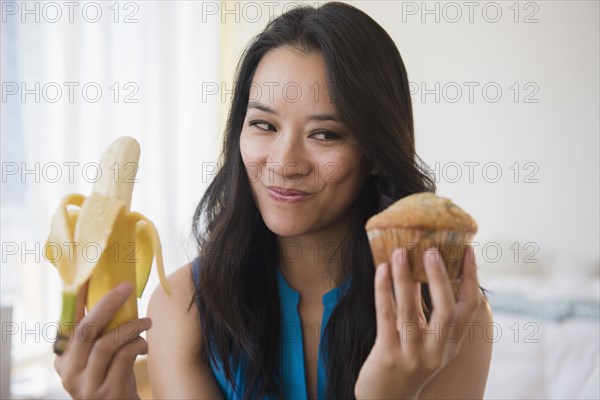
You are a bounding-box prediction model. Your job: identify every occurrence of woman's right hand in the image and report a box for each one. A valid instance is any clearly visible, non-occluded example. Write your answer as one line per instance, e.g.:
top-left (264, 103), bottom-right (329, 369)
top-left (54, 282), bottom-right (152, 399)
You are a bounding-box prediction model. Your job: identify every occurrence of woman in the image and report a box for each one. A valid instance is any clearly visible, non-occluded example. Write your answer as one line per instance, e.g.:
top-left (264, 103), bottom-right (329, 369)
top-left (55, 2), bottom-right (492, 399)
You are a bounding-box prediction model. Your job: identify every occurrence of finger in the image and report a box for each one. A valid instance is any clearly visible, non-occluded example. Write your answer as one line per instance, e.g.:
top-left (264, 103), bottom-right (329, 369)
top-left (103, 337), bottom-right (148, 392)
top-left (391, 248), bottom-right (420, 336)
top-left (456, 245), bottom-right (481, 327)
top-left (412, 281), bottom-right (427, 327)
top-left (374, 263), bottom-right (399, 347)
top-left (86, 318), bottom-right (151, 388)
top-left (69, 282), bottom-right (135, 371)
top-left (424, 248), bottom-right (456, 329)
top-left (391, 249), bottom-right (421, 346)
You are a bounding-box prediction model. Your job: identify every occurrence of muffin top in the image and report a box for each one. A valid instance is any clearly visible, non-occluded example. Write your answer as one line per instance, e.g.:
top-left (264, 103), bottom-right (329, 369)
top-left (365, 192), bottom-right (477, 232)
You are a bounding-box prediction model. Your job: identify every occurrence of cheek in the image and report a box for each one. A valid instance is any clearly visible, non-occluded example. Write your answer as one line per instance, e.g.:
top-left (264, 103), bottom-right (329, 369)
top-left (318, 150), bottom-right (369, 188)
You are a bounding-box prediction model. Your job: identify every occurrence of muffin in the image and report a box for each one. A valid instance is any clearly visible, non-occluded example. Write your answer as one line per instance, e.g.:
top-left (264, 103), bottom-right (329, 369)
top-left (365, 192), bottom-right (477, 282)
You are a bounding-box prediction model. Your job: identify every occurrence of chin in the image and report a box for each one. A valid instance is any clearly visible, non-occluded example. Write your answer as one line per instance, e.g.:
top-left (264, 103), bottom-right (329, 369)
top-left (261, 214), bottom-right (309, 238)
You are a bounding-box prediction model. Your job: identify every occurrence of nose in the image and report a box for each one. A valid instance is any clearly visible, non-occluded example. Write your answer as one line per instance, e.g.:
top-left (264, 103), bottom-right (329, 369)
top-left (265, 128), bottom-right (313, 184)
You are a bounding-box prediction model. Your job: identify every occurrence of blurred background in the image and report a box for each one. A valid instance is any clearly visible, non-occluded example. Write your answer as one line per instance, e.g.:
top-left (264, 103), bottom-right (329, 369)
top-left (1, 1), bottom-right (598, 399)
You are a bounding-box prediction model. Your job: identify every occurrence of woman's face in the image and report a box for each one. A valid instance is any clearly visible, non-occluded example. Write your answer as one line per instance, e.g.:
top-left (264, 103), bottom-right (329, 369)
top-left (240, 46), bottom-right (374, 240)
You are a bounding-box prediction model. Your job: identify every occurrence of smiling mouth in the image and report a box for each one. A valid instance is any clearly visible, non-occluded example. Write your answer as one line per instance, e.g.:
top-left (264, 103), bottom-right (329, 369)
top-left (266, 186), bottom-right (311, 203)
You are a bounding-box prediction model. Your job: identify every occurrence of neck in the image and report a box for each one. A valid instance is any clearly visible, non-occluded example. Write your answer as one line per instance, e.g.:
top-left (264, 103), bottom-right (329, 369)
top-left (277, 227), bottom-right (349, 305)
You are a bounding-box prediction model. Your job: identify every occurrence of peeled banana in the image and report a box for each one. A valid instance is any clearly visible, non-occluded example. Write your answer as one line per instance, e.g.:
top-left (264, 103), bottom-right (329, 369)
top-left (45, 136), bottom-right (171, 355)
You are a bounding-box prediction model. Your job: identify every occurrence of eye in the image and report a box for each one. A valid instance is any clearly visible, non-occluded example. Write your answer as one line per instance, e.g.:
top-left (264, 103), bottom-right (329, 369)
top-left (249, 120), bottom-right (276, 131)
top-left (311, 130), bottom-right (341, 141)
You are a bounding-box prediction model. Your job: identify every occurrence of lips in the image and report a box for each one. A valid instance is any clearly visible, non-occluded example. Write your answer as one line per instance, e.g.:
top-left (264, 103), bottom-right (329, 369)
top-left (267, 186), bottom-right (309, 195)
top-left (266, 186), bottom-right (311, 203)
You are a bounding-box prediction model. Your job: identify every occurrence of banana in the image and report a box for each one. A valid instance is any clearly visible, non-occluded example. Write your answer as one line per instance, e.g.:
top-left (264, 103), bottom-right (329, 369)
top-left (45, 136), bottom-right (171, 355)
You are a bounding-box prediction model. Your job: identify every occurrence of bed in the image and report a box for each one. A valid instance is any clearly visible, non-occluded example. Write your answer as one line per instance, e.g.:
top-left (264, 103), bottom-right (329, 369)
top-left (480, 258), bottom-right (600, 399)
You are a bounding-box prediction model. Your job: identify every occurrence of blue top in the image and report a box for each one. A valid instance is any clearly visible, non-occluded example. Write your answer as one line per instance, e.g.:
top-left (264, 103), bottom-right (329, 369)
top-left (191, 258), bottom-right (351, 399)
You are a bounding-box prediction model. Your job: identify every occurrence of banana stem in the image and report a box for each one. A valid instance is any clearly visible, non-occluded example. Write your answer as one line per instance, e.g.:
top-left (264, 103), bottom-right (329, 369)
top-left (54, 291), bottom-right (77, 355)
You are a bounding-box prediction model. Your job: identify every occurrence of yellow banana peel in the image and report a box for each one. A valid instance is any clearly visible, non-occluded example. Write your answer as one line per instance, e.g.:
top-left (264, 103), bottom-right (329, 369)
top-left (46, 136), bottom-right (171, 354)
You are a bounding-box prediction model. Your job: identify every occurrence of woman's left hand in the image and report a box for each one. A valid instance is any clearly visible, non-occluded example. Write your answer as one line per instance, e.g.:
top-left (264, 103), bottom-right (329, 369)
top-left (355, 246), bottom-right (481, 399)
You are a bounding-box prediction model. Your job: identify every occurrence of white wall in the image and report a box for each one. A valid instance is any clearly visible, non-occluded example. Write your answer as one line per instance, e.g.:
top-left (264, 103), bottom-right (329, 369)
top-left (369, 1), bottom-right (599, 268)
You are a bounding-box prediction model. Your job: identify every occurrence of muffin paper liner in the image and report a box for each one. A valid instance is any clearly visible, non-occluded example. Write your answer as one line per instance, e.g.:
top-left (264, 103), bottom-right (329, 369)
top-left (367, 228), bottom-right (474, 282)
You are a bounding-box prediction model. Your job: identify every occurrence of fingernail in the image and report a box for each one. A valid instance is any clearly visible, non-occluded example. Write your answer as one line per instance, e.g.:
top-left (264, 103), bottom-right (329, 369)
top-left (115, 282), bottom-right (133, 295)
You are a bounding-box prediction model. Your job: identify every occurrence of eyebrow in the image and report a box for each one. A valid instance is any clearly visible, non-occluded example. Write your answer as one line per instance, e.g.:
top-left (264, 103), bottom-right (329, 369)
top-left (247, 101), bottom-right (340, 122)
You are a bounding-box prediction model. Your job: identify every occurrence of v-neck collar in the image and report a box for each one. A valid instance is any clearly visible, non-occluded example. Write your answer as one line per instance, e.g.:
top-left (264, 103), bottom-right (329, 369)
top-left (276, 268), bottom-right (351, 399)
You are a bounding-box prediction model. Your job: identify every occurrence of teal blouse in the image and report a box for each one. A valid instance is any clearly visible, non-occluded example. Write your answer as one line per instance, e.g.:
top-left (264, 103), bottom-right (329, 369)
top-left (191, 258), bottom-right (351, 399)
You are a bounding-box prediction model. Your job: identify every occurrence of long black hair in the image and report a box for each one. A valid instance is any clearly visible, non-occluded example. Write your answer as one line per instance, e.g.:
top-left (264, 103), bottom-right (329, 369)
top-left (192, 3), bottom-right (436, 399)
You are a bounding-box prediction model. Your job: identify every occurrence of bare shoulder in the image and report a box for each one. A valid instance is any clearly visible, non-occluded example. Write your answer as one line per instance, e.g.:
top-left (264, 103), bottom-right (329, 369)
top-left (148, 262), bottom-right (196, 313)
top-left (419, 291), bottom-right (493, 400)
top-left (468, 289), bottom-right (494, 327)
top-left (146, 262), bottom-right (223, 399)
top-left (147, 263), bottom-right (199, 341)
